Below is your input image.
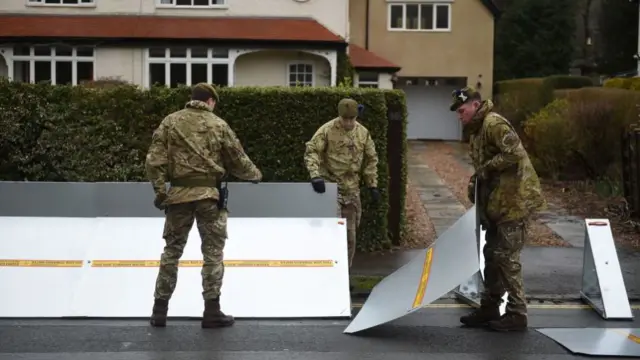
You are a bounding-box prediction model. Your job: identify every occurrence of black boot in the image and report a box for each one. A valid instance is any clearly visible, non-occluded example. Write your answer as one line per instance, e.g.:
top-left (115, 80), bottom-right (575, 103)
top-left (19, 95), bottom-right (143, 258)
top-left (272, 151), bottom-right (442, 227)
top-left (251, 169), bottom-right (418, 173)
top-left (149, 299), bottom-right (168, 327)
top-left (488, 312), bottom-right (528, 332)
top-left (201, 298), bottom-right (235, 328)
top-left (460, 306), bottom-right (500, 327)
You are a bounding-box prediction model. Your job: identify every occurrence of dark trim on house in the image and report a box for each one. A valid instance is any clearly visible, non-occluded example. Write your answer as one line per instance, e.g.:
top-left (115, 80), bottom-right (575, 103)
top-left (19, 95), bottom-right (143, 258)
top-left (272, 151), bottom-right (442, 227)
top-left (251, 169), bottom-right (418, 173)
top-left (0, 37), bottom-right (347, 51)
top-left (365, 0), bottom-right (370, 50)
top-left (480, 0), bottom-right (501, 18)
top-left (354, 66), bottom-right (401, 74)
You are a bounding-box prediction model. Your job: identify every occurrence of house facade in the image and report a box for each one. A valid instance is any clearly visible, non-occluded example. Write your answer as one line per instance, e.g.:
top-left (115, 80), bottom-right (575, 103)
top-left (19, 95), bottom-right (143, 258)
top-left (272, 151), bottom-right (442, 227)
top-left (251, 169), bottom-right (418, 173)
top-left (0, 0), bottom-right (398, 89)
top-left (349, 0), bottom-right (498, 140)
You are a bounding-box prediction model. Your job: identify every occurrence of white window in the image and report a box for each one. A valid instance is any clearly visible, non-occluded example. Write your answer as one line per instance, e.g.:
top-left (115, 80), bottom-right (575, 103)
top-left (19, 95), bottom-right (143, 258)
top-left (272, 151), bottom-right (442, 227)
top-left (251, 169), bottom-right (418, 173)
top-left (27, 0), bottom-right (95, 6)
top-left (388, 2), bottom-right (451, 31)
top-left (146, 47), bottom-right (229, 88)
top-left (358, 72), bottom-right (379, 88)
top-left (11, 45), bottom-right (95, 85)
top-left (288, 63), bottom-right (314, 87)
top-left (157, 0), bottom-right (226, 7)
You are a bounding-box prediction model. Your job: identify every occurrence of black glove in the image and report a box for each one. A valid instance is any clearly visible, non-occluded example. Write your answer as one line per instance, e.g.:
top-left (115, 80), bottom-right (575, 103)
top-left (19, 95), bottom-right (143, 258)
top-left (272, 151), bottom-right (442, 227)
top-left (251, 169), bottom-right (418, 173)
top-left (369, 187), bottom-right (380, 203)
top-left (310, 177), bottom-right (325, 193)
top-left (467, 174), bottom-right (476, 204)
top-left (154, 193), bottom-right (167, 210)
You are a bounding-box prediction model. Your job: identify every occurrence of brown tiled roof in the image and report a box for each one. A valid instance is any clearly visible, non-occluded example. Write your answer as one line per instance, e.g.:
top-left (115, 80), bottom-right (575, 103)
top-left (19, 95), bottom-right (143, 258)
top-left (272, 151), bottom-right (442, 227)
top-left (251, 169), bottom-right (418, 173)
top-left (348, 44), bottom-right (400, 72)
top-left (0, 14), bottom-right (345, 43)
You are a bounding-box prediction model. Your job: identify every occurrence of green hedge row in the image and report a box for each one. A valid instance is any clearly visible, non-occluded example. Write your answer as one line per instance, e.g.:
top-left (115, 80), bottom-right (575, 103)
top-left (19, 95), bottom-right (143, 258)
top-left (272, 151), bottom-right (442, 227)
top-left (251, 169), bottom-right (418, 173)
top-left (603, 77), bottom-right (640, 91)
top-left (0, 79), bottom-right (409, 252)
top-left (490, 75), bottom-right (595, 141)
top-left (523, 86), bottom-right (640, 181)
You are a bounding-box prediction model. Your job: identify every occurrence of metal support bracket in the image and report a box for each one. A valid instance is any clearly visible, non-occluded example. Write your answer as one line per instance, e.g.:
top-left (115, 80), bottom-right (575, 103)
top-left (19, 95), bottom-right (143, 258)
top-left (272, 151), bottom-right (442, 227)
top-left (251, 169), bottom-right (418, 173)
top-left (454, 178), bottom-right (507, 313)
top-left (580, 218), bottom-right (633, 320)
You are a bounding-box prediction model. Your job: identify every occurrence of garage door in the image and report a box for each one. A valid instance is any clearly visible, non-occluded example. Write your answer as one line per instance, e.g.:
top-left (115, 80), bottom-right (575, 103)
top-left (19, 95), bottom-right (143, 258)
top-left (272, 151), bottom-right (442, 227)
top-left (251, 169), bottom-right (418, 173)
top-left (400, 85), bottom-right (462, 140)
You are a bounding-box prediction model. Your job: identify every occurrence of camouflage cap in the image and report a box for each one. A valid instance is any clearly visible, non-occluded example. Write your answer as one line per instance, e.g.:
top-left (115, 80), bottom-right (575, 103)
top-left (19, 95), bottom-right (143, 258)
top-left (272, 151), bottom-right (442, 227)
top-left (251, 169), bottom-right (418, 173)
top-left (193, 82), bottom-right (219, 102)
top-left (449, 86), bottom-right (481, 111)
top-left (338, 98), bottom-right (359, 118)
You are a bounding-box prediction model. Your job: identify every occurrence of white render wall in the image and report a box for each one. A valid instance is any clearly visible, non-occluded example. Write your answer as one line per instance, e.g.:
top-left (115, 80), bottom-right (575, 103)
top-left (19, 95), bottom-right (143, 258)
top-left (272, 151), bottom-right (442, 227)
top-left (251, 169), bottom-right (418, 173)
top-left (1, 0), bottom-right (349, 39)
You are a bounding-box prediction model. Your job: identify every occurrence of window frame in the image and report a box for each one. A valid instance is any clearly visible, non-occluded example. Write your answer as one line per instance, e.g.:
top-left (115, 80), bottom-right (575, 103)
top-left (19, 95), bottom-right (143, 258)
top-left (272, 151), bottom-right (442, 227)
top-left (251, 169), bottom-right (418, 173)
top-left (144, 47), bottom-right (231, 88)
top-left (26, 0), bottom-right (96, 7)
top-left (10, 45), bottom-right (96, 85)
top-left (155, 0), bottom-right (228, 9)
top-left (286, 62), bottom-right (315, 87)
top-left (357, 71), bottom-right (379, 88)
top-left (387, 2), bottom-right (452, 32)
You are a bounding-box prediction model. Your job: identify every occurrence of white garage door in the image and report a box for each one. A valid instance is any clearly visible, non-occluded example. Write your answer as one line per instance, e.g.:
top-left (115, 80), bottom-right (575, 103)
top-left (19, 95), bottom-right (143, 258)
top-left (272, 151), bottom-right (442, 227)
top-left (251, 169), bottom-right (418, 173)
top-left (400, 85), bottom-right (462, 140)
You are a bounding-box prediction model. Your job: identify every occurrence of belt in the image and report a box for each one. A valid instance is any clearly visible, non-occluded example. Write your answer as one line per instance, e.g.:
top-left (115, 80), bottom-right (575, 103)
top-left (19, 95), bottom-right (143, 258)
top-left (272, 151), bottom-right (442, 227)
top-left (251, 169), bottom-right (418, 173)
top-left (170, 177), bottom-right (216, 187)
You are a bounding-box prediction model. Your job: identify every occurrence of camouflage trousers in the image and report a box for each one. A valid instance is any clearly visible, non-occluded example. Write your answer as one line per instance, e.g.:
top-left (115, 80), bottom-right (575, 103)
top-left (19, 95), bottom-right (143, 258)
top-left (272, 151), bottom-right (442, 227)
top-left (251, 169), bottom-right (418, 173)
top-left (481, 219), bottom-right (528, 315)
top-left (153, 199), bottom-right (228, 301)
top-left (338, 194), bottom-right (362, 268)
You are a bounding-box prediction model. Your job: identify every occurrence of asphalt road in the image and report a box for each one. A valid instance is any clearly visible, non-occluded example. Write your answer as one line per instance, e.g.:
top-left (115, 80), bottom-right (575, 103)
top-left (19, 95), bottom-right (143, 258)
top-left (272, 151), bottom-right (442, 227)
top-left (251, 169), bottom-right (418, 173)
top-left (2, 304), bottom-right (638, 360)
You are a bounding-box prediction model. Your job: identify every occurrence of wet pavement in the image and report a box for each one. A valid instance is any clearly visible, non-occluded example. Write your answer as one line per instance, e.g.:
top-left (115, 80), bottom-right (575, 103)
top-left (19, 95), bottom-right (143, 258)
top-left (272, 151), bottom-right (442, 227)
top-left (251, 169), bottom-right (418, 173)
top-left (351, 140), bottom-right (640, 301)
top-left (2, 305), bottom-right (638, 359)
top-left (352, 245), bottom-right (640, 300)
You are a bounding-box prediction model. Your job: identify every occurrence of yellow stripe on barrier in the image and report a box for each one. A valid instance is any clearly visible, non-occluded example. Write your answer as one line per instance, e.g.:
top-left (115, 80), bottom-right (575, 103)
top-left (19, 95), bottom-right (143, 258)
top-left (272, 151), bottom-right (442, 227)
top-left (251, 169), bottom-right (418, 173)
top-left (0, 259), bottom-right (83, 268)
top-left (90, 260), bottom-right (335, 268)
top-left (412, 248), bottom-right (434, 309)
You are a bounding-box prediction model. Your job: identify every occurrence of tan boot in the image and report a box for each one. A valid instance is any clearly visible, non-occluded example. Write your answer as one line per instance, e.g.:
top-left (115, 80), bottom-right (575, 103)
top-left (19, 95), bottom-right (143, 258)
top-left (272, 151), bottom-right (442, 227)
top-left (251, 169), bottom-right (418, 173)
top-left (201, 298), bottom-right (235, 328)
top-left (460, 306), bottom-right (501, 327)
top-left (149, 299), bottom-right (168, 327)
top-left (488, 312), bottom-right (528, 332)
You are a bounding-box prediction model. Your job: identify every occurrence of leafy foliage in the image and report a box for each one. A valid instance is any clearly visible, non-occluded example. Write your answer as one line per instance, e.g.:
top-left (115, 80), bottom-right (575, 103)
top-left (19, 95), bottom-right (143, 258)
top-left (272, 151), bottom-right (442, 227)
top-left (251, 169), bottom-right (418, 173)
top-left (494, 0), bottom-right (578, 81)
top-left (0, 79), bottom-right (410, 252)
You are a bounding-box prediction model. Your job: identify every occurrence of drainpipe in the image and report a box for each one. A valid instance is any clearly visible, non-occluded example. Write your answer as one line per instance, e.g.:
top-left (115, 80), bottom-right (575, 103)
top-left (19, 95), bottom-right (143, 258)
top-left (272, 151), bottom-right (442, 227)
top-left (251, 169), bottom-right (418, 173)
top-left (637, 1), bottom-right (640, 76)
top-left (365, 0), bottom-right (370, 49)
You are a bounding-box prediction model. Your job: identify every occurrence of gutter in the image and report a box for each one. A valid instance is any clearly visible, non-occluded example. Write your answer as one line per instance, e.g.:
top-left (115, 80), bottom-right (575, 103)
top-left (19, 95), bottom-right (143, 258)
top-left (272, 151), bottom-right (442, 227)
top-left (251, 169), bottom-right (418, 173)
top-left (365, 0), bottom-right (370, 49)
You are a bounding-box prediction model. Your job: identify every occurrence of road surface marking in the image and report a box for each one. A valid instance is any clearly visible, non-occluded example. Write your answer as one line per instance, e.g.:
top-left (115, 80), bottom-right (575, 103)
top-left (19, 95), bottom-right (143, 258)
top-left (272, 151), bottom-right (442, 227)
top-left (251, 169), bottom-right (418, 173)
top-left (412, 248), bottom-right (434, 309)
top-left (351, 303), bottom-right (640, 310)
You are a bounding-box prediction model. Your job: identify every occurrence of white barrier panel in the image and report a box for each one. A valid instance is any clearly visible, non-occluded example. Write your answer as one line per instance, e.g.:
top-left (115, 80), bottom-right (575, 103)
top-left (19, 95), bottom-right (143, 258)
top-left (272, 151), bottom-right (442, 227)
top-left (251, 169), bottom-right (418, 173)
top-left (454, 185), bottom-right (508, 314)
top-left (538, 328), bottom-right (640, 357)
top-left (0, 218), bottom-right (96, 318)
top-left (0, 217), bottom-right (351, 319)
top-left (581, 218), bottom-right (633, 320)
top-left (343, 206), bottom-right (480, 334)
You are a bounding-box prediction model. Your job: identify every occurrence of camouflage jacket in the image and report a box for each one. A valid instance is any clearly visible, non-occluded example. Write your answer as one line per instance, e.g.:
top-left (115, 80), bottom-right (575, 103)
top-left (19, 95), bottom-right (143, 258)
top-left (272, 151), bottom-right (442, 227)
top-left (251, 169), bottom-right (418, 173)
top-left (304, 117), bottom-right (378, 203)
top-left (145, 100), bottom-right (262, 205)
top-left (467, 100), bottom-right (546, 225)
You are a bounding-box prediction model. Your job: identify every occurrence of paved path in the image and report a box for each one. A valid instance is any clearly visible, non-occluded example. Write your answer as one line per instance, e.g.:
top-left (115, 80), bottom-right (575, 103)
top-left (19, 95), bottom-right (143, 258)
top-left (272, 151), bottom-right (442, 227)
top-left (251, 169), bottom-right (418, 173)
top-left (353, 140), bottom-right (640, 300)
top-left (2, 306), bottom-right (639, 359)
top-left (407, 141), bottom-right (467, 237)
top-left (443, 141), bottom-right (587, 247)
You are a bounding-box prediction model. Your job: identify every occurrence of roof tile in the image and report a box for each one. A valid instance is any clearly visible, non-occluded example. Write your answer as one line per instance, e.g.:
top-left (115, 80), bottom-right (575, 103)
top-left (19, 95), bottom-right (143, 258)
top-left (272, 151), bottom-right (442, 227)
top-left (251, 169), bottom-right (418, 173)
top-left (348, 44), bottom-right (400, 71)
top-left (0, 14), bottom-right (345, 43)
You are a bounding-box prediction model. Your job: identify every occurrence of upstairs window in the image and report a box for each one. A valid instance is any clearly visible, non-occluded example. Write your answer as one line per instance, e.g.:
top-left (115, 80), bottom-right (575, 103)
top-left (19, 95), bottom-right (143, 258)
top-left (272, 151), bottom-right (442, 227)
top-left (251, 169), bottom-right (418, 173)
top-left (157, 0), bottom-right (226, 7)
top-left (27, 0), bottom-right (95, 5)
top-left (388, 3), bottom-right (451, 31)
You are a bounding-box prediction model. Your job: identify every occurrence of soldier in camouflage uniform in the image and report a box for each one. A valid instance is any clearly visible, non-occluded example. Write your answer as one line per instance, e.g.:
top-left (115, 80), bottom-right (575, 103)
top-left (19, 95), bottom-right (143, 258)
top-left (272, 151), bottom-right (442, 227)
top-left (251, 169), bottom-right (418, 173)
top-left (450, 86), bottom-right (546, 332)
top-left (145, 83), bottom-right (262, 329)
top-left (304, 98), bottom-right (380, 273)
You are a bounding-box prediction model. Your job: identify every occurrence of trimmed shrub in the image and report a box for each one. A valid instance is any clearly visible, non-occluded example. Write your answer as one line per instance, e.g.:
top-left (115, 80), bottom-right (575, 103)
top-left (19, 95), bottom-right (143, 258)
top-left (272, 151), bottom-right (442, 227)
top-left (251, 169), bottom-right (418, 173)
top-left (524, 87), bottom-right (640, 180)
top-left (542, 75), bottom-right (594, 91)
top-left (523, 99), bottom-right (573, 179)
top-left (603, 77), bottom-right (640, 91)
top-left (383, 90), bottom-right (408, 244)
top-left (493, 78), bottom-right (550, 137)
top-left (0, 79), bottom-right (405, 252)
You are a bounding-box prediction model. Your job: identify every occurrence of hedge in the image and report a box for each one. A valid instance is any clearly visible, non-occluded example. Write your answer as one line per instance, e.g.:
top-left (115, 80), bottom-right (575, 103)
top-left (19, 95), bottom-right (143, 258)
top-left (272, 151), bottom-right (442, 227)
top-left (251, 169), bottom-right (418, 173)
top-left (524, 87), bottom-right (640, 180)
top-left (383, 90), bottom-right (408, 244)
top-left (603, 77), bottom-right (640, 91)
top-left (492, 75), bottom-right (594, 141)
top-left (0, 79), bottom-right (407, 252)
